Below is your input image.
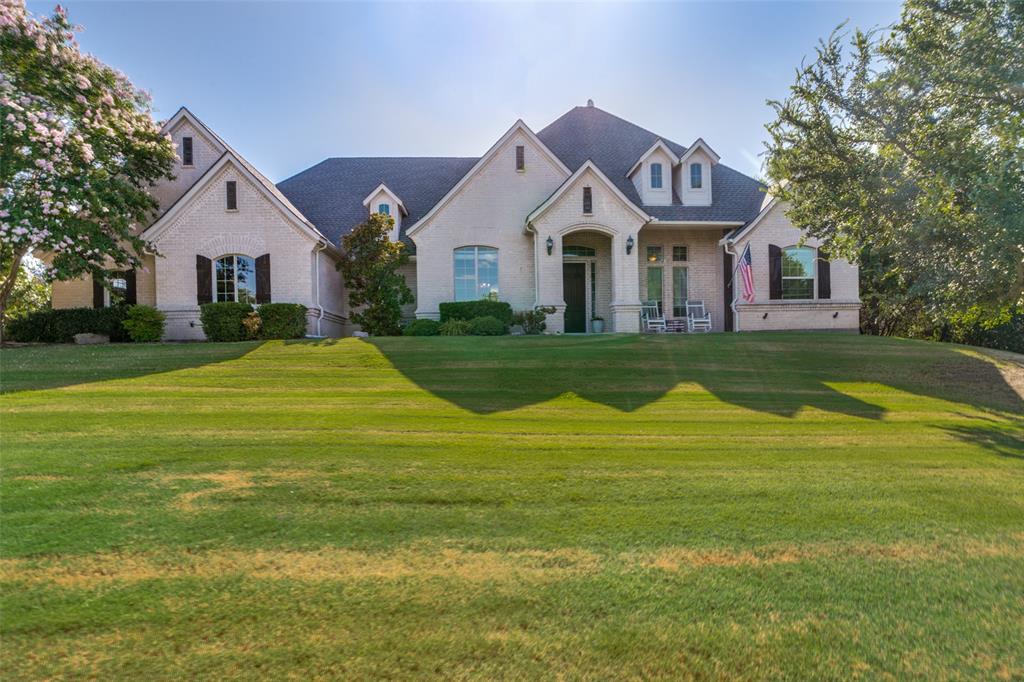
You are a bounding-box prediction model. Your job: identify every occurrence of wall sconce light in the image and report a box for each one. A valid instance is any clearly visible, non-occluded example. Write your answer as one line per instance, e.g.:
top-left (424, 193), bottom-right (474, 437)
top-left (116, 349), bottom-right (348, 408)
top-left (833, 311), bottom-right (839, 318)
top-left (762, 313), bottom-right (768, 320)
top-left (546, 236), bottom-right (554, 255)
top-left (626, 235), bottom-right (634, 255)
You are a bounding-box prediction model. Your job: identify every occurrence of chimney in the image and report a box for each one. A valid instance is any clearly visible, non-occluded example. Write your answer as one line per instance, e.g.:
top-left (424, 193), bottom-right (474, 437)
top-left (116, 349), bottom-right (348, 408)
top-left (587, 99), bottom-right (594, 107)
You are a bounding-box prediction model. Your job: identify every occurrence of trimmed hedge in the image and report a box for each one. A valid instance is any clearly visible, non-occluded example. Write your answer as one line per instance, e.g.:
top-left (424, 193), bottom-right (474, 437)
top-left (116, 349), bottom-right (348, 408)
top-left (439, 300), bottom-right (513, 326)
top-left (403, 319), bottom-right (441, 336)
top-left (258, 303), bottom-right (307, 339)
top-left (199, 302), bottom-right (253, 342)
top-left (5, 306), bottom-right (129, 343)
top-left (438, 319), bottom-right (472, 336)
top-left (122, 305), bottom-right (166, 342)
top-left (468, 315), bottom-right (507, 336)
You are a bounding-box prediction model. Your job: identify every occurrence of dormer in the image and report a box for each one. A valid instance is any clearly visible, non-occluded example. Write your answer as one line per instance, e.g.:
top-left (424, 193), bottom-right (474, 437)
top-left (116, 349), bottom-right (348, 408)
top-left (627, 139), bottom-right (679, 207)
top-left (362, 183), bottom-right (407, 241)
top-left (675, 138), bottom-right (719, 207)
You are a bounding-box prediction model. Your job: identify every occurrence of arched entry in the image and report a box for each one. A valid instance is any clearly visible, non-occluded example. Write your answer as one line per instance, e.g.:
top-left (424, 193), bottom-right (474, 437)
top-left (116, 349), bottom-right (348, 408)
top-left (561, 230), bottom-right (612, 333)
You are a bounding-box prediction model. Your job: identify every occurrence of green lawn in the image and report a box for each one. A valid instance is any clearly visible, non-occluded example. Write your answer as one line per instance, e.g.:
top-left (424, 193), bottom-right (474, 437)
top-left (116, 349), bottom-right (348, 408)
top-left (2, 333), bottom-right (1022, 680)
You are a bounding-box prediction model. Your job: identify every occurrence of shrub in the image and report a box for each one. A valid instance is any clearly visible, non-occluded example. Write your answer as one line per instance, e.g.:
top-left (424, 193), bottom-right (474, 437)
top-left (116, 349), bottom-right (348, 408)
top-left (122, 305), bottom-right (166, 342)
top-left (468, 315), bottom-right (507, 336)
top-left (512, 306), bottom-right (556, 335)
top-left (438, 319), bottom-right (472, 336)
top-left (439, 300), bottom-right (513, 326)
top-left (403, 319), bottom-right (441, 336)
top-left (5, 306), bottom-right (129, 343)
top-left (199, 302), bottom-right (253, 342)
top-left (258, 303), bottom-right (307, 339)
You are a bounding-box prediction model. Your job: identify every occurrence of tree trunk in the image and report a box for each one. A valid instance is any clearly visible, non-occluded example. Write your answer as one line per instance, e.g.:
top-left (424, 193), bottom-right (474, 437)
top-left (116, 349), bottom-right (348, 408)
top-left (0, 248), bottom-right (28, 344)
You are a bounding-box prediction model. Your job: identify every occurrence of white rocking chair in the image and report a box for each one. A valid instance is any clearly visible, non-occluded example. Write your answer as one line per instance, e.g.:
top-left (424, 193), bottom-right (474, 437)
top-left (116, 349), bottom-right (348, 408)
top-left (641, 302), bottom-right (666, 333)
top-left (686, 300), bottom-right (712, 333)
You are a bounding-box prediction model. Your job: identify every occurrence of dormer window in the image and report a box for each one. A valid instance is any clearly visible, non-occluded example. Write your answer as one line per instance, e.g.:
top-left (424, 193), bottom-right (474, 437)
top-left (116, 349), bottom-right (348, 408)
top-left (226, 181), bottom-right (237, 210)
top-left (650, 163), bottom-right (663, 189)
top-left (515, 145), bottom-right (525, 171)
top-left (690, 163), bottom-right (702, 189)
top-left (378, 203), bottom-right (390, 216)
top-left (182, 137), bottom-right (193, 166)
top-left (582, 186), bottom-right (593, 214)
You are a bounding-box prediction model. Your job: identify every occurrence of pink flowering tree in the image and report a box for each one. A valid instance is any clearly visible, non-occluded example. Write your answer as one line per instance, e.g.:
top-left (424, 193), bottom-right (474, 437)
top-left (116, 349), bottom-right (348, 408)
top-left (0, 1), bottom-right (176, 332)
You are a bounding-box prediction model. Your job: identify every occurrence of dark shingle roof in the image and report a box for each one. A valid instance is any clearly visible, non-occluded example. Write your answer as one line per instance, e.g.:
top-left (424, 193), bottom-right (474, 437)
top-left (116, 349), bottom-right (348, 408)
top-left (275, 105), bottom-right (768, 248)
top-left (277, 157), bottom-right (477, 248)
top-left (537, 105), bottom-right (766, 223)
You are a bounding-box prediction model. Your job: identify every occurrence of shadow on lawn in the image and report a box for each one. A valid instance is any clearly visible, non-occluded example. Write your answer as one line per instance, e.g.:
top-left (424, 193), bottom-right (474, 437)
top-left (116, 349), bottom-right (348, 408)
top-left (942, 419), bottom-right (1024, 459)
top-left (365, 333), bottom-right (1024, 419)
top-left (0, 341), bottom-right (262, 394)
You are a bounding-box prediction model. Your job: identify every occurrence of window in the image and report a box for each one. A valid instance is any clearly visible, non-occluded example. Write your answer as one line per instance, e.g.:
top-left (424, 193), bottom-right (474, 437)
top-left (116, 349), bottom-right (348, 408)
top-left (215, 255), bottom-right (256, 303)
top-left (582, 186), bottom-right (593, 214)
top-left (646, 245), bottom-right (663, 263)
top-left (646, 266), bottom-right (663, 315)
top-left (690, 163), bottom-right (702, 189)
top-left (672, 246), bottom-right (688, 262)
top-left (563, 245), bottom-right (596, 258)
top-left (378, 203), bottom-right (390, 216)
top-left (182, 136), bottom-right (193, 166)
top-left (454, 246), bottom-right (499, 301)
top-left (226, 181), bottom-right (237, 210)
top-left (650, 163), bottom-right (663, 189)
top-left (672, 267), bottom-right (688, 317)
top-left (515, 145), bottom-right (525, 171)
top-left (782, 246), bottom-right (815, 299)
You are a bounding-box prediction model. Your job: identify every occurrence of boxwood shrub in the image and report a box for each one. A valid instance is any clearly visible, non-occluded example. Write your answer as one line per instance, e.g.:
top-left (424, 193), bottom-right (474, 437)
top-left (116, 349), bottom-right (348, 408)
top-left (5, 306), bottom-right (129, 343)
top-left (199, 302), bottom-right (254, 342)
top-left (468, 315), bottom-right (507, 336)
top-left (403, 319), bottom-right (441, 336)
top-left (438, 300), bottom-right (513, 326)
top-left (122, 305), bottom-right (166, 342)
top-left (258, 303), bottom-right (308, 339)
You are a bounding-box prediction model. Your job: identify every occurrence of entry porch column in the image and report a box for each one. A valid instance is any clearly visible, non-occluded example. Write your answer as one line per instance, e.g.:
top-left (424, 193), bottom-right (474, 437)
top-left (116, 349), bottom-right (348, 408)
top-left (609, 232), bottom-right (641, 332)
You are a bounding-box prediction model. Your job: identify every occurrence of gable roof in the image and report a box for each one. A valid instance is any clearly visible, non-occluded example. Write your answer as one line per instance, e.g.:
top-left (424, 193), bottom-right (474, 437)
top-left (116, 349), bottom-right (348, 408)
top-left (537, 105), bottom-right (765, 223)
top-left (277, 157), bottom-right (478, 249)
top-left (626, 139), bottom-right (680, 178)
top-left (678, 137), bottom-right (720, 165)
top-left (527, 160), bottom-right (652, 226)
top-left (362, 183), bottom-right (407, 216)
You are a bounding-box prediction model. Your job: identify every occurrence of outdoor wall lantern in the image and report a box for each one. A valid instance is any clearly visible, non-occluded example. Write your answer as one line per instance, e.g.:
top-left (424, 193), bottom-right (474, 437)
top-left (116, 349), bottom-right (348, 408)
top-left (762, 313), bottom-right (769, 320)
top-left (546, 236), bottom-right (554, 255)
top-left (626, 235), bottom-right (634, 255)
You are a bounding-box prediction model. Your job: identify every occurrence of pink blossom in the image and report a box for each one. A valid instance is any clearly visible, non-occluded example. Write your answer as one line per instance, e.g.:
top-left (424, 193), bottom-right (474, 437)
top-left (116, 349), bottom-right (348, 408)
top-left (75, 74), bottom-right (90, 89)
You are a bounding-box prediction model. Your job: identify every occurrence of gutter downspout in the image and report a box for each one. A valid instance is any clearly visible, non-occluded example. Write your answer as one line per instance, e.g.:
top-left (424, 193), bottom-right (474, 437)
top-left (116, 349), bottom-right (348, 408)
top-left (313, 241), bottom-right (327, 337)
top-left (723, 239), bottom-right (740, 333)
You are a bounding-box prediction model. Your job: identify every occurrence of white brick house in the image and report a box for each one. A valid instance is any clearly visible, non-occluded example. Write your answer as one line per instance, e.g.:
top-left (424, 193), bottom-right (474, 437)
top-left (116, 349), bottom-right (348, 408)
top-left (51, 103), bottom-right (860, 338)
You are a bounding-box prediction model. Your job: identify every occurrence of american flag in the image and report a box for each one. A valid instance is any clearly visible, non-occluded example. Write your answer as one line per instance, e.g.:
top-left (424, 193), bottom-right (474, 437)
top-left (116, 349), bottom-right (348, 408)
top-left (737, 244), bottom-right (755, 303)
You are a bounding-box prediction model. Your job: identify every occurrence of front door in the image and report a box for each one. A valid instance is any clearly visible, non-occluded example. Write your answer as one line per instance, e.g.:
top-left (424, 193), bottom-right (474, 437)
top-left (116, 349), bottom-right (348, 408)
top-left (563, 262), bottom-right (587, 333)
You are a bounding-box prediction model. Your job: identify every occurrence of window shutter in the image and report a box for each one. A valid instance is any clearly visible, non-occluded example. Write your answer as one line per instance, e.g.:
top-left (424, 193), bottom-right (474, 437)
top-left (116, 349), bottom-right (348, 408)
top-left (124, 269), bottom-right (137, 305)
top-left (196, 255), bottom-right (212, 305)
top-left (92, 274), bottom-right (104, 309)
top-left (256, 254), bottom-right (271, 304)
top-left (226, 181), bottom-right (237, 210)
top-left (583, 186), bottom-right (593, 214)
top-left (817, 250), bottom-right (831, 300)
top-left (515, 145), bottom-right (525, 171)
top-left (768, 244), bottom-right (782, 300)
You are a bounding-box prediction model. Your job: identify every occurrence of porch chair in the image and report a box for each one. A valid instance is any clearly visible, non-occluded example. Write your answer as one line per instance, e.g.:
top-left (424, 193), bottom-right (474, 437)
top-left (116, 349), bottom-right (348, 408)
top-left (686, 300), bottom-right (712, 333)
top-left (640, 302), bottom-right (667, 333)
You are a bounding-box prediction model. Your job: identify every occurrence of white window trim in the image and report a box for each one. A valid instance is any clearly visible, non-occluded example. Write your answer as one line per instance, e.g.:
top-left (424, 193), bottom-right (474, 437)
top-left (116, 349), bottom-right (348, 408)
top-left (781, 245), bottom-right (817, 301)
top-left (689, 162), bottom-right (704, 190)
top-left (213, 254), bottom-right (257, 304)
top-left (453, 246), bottom-right (499, 302)
top-left (650, 162), bottom-right (664, 190)
top-left (671, 243), bottom-right (689, 263)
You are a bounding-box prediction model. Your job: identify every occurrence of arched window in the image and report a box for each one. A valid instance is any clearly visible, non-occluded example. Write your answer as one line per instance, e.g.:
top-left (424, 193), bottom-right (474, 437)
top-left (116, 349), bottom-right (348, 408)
top-left (215, 254), bottom-right (256, 303)
top-left (781, 246), bottom-right (815, 299)
top-left (563, 245), bottom-right (596, 258)
top-left (454, 246), bottom-right (498, 301)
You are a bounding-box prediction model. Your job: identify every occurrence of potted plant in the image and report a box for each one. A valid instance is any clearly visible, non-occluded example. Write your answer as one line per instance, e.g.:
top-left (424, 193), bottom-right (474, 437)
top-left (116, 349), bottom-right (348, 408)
top-left (591, 316), bottom-right (605, 333)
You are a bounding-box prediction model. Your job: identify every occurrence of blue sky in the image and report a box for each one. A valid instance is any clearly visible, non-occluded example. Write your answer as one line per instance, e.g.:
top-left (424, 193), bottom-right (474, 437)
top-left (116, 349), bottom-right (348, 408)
top-left (37, 1), bottom-right (901, 181)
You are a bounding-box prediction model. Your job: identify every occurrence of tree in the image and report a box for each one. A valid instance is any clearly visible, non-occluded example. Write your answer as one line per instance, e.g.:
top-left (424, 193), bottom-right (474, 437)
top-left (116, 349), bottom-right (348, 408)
top-left (0, 1), bottom-right (177, 328)
top-left (764, 0), bottom-right (1024, 332)
top-left (337, 213), bottom-right (413, 336)
top-left (1, 256), bottom-right (49, 321)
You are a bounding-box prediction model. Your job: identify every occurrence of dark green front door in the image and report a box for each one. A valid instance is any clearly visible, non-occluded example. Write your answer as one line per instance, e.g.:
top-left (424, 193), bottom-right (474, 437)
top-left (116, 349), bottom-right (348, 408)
top-left (563, 262), bottom-right (587, 333)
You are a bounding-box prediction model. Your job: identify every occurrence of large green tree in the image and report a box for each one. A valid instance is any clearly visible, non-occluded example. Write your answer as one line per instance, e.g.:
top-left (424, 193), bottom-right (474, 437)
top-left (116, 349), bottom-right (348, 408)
top-left (0, 1), bottom-right (176, 327)
top-left (337, 213), bottom-right (413, 336)
top-left (764, 0), bottom-right (1023, 330)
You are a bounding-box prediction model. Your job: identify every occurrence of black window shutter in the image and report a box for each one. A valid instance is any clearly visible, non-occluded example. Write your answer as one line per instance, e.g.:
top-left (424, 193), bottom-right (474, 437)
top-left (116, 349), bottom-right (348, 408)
top-left (226, 181), bottom-right (237, 210)
top-left (196, 255), bottom-right (212, 305)
top-left (515, 145), bottom-right (525, 171)
top-left (817, 250), bottom-right (831, 300)
top-left (92, 275), bottom-right (105, 309)
top-left (583, 186), bottom-right (593, 214)
top-left (182, 137), bottom-right (193, 165)
top-left (768, 244), bottom-right (782, 300)
top-left (124, 269), bottom-right (137, 305)
top-left (256, 254), bottom-right (271, 304)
